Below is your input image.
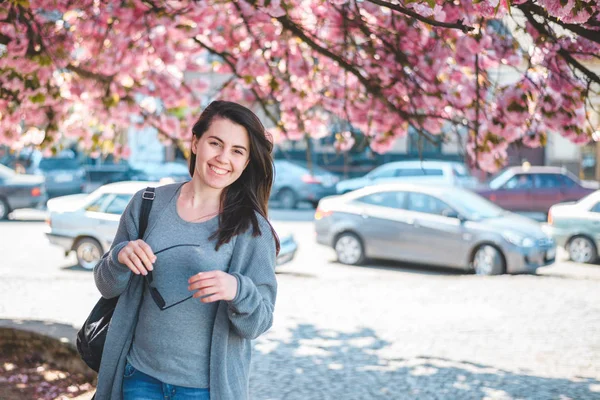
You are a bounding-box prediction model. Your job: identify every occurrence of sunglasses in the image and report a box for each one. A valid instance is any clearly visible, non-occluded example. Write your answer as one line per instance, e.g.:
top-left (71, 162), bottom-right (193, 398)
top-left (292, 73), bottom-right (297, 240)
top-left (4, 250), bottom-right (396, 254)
top-left (144, 244), bottom-right (198, 311)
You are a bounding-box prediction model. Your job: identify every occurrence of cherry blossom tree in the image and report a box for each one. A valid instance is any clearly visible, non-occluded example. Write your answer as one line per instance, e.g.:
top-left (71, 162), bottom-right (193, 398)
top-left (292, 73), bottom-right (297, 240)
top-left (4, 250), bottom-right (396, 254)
top-left (1, 0), bottom-right (599, 171)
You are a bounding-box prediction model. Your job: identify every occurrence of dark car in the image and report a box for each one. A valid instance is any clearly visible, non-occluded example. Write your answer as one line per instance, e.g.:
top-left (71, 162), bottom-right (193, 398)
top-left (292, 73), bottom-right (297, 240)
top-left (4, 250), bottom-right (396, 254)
top-left (34, 156), bottom-right (86, 198)
top-left (476, 166), bottom-right (596, 214)
top-left (0, 164), bottom-right (47, 219)
top-left (271, 159), bottom-right (339, 209)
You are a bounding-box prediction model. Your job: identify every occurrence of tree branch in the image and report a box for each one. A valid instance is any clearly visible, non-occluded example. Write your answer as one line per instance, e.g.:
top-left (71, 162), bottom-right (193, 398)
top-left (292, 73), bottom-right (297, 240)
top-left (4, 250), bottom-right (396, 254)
top-left (274, 13), bottom-right (466, 130)
top-left (65, 64), bottom-right (114, 84)
top-left (366, 0), bottom-right (474, 33)
top-left (521, 8), bottom-right (600, 86)
top-left (518, 2), bottom-right (600, 45)
top-left (192, 37), bottom-right (281, 129)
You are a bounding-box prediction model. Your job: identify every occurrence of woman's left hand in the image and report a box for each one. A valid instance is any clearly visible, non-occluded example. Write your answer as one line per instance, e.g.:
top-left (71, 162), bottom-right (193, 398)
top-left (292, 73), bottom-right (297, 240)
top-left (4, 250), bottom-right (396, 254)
top-left (188, 271), bottom-right (238, 303)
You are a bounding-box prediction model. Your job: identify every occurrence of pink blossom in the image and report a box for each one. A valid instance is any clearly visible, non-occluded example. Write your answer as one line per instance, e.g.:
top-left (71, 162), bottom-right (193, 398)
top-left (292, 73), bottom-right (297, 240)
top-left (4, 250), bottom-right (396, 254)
top-left (334, 131), bottom-right (355, 152)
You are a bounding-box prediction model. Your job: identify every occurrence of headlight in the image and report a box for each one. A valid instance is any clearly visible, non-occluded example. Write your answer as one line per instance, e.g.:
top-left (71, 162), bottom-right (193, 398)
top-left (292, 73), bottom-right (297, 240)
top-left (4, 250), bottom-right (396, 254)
top-left (502, 231), bottom-right (535, 247)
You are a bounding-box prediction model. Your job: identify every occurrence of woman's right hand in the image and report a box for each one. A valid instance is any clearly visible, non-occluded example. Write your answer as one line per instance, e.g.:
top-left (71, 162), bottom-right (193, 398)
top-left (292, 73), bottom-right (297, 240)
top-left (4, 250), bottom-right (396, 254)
top-left (117, 239), bottom-right (156, 275)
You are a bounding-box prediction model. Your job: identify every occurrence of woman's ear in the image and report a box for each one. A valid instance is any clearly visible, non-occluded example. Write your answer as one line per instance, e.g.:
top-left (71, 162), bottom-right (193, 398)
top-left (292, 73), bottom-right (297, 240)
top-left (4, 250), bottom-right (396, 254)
top-left (191, 136), bottom-right (199, 154)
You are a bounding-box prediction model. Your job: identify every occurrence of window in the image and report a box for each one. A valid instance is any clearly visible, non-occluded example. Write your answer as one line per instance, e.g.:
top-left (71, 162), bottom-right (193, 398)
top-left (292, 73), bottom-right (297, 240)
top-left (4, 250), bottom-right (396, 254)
top-left (397, 168), bottom-right (424, 177)
top-left (396, 168), bottom-right (444, 177)
top-left (423, 168), bottom-right (443, 176)
top-left (39, 157), bottom-right (81, 171)
top-left (104, 194), bottom-right (132, 215)
top-left (591, 203), bottom-right (600, 213)
top-left (559, 174), bottom-right (578, 187)
top-left (85, 194), bottom-right (113, 212)
top-left (369, 168), bottom-right (397, 179)
top-left (407, 192), bottom-right (454, 216)
top-left (452, 164), bottom-right (471, 177)
top-left (0, 164), bottom-right (15, 179)
top-left (534, 174), bottom-right (564, 189)
top-left (355, 191), bottom-right (406, 209)
top-left (503, 174), bottom-right (533, 190)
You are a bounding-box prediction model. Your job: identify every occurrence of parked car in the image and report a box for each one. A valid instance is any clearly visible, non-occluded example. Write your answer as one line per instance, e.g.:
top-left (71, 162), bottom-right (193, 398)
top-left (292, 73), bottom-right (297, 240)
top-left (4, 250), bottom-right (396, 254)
top-left (545, 190), bottom-right (600, 263)
top-left (315, 183), bottom-right (555, 275)
top-left (45, 181), bottom-right (297, 269)
top-left (33, 155), bottom-right (86, 198)
top-left (129, 162), bottom-right (192, 183)
top-left (476, 166), bottom-right (596, 214)
top-left (0, 164), bottom-right (47, 219)
top-left (335, 160), bottom-right (478, 194)
top-left (271, 159), bottom-right (339, 208)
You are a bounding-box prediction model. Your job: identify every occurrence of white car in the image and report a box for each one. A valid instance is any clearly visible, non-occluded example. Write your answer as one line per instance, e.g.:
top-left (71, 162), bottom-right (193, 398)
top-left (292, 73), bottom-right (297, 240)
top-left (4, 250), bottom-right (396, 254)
top-left (335, 160), bottom-right (479, 194)
top-left (45, 181), bottom-right (297, 269)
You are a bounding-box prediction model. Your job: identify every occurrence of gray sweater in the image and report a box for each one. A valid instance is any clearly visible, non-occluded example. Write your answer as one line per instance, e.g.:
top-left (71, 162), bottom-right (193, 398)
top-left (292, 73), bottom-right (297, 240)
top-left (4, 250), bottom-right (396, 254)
top-left (128, 184), bottom-right (230, 388)
top-left (93, 183), bottom-right (277, 400)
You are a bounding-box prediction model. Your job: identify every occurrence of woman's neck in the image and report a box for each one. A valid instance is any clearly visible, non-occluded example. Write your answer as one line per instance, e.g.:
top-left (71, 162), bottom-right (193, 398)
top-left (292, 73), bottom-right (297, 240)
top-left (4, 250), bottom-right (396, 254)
top-left (180, 180), bottom-right (222, 211)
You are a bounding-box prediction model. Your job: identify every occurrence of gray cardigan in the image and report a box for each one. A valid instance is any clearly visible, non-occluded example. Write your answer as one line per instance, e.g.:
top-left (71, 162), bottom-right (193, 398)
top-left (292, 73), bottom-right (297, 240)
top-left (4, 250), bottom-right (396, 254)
top-left (93, 183), bottom-right (277, 400)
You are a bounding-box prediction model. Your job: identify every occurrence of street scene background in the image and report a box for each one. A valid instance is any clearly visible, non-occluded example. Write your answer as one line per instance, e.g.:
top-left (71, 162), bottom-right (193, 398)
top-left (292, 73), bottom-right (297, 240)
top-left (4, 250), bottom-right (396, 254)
top-left (2, 0), bottom-right (600, 399)
top-left (1, 205), bottom-right (600, 399)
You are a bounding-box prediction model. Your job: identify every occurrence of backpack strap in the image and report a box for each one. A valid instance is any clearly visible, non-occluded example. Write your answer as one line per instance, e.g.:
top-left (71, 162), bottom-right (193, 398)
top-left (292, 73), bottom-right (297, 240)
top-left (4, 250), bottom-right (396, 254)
top-left (139, 186), bottom-right (156, 284)
top-left (138, 187), bottom-right (155, 239)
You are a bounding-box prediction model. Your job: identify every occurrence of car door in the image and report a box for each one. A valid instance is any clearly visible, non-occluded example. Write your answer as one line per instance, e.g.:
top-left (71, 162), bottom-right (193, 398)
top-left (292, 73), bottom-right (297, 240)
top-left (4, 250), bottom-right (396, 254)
top-left (353, 191), bottom-right (413, 261)
top-left (403, 192), bottom-right (467, 268)
top-left (582, 201), bottom-right (600, 236)
top-left (528, 173), bottom-right (564, 213)
top-left (491, 173), bottom-right (534, 212)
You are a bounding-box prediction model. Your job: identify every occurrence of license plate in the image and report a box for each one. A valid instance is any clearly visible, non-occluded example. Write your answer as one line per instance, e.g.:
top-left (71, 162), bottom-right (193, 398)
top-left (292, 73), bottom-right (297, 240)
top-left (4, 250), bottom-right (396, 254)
top-left (546, 247), bottom-right (556, 260)
top-left (55, 173), bottom-right (73, 182)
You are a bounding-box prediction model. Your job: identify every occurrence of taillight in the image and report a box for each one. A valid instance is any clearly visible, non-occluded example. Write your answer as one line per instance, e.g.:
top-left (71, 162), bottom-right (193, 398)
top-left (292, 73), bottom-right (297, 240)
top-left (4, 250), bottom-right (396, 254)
top-left (548, 211), bottom-right (553, 225)
top-left (45, 216), bottom-right (51, 227)
top-left (315, 208), bottom-right (333, 220)
top-left (31, 187), bottom-right (41, 197)
top-left (302, 174), bottom-right (322, 184)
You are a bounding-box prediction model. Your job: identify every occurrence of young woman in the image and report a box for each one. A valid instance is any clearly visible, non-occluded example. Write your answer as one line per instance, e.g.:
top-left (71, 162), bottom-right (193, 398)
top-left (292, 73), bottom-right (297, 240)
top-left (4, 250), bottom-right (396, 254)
top-left (93, 101), bottom-right (280, 400)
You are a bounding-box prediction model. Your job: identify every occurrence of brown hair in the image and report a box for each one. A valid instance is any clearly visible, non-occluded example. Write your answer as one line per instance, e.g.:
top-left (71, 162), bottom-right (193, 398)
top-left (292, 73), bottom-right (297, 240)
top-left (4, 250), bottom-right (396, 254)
top-left (189, 100), bottom-right (279, 253)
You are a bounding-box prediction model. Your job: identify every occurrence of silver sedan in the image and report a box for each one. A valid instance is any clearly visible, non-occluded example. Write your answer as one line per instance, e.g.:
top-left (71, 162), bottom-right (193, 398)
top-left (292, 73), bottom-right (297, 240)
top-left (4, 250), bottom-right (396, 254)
top-left (315, 183), bottom-right (555, 275)
top-left (45, 181), bottom-right (297, 270)
top-left (545, 190), bottom-right (600, 263)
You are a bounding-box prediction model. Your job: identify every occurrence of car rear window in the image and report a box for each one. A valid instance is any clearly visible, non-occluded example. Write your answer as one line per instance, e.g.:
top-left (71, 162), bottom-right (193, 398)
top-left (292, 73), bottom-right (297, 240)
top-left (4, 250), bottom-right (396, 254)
top-left (397, 168), bottom-right (443, 177)
top-left (39, 158), bottom-right (81, 171)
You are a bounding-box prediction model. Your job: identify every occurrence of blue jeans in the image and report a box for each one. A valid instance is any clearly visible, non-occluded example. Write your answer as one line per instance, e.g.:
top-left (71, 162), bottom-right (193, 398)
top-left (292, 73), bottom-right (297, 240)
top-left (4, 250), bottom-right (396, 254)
top-left (122, 361), bottom-right (210, 400)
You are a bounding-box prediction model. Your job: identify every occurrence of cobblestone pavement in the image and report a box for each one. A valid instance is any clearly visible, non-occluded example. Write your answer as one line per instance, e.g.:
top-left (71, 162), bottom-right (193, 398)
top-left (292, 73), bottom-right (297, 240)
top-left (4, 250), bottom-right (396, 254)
top-left (1, 211), bottom-right (599, 399)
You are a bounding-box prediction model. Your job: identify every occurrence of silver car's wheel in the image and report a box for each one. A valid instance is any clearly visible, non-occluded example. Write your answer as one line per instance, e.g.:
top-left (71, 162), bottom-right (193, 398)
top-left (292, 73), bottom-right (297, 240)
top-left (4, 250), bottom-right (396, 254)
top-left (568, 236), bottom-right (597, 264)
top-left (335, 232), bottom-right (365, 265)
top-left (0, 198), bottom-right (9, 220)
top-left (75, 238), bottom-right (103, 270)
top-left (472, 245), bottom-right (505, 275)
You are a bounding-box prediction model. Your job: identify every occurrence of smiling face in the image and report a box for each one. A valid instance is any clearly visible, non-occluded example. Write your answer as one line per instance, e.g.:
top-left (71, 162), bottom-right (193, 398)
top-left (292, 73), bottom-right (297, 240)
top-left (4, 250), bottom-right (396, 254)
top-left (191, 117), bottom-right (250, 192)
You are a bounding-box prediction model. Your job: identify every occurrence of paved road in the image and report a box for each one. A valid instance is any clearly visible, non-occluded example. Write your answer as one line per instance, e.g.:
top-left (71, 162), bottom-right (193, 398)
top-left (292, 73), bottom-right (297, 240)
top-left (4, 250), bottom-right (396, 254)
top-left (1, 210), bottom-right (600, 399)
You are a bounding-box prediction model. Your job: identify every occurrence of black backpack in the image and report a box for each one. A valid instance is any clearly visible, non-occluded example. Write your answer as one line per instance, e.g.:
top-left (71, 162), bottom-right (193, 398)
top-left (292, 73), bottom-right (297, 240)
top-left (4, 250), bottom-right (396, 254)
top-left (76, 187), bottom-right (155, 372)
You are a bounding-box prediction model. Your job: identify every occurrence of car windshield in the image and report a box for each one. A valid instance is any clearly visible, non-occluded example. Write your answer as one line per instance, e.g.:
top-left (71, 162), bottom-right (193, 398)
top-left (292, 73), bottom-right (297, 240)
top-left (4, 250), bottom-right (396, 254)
top-left (452, 164), bottom-right (472, 177)
top-left (577, 191), bottom-right (600, 206)
top-left (487, 170), bottom-right (512, 190)
top-left (445, 189), bottom-right (505, 220)
top-left (0, 163), bottom-right (16, 178)
top-left (39, 158), bottom-right (81, 170)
